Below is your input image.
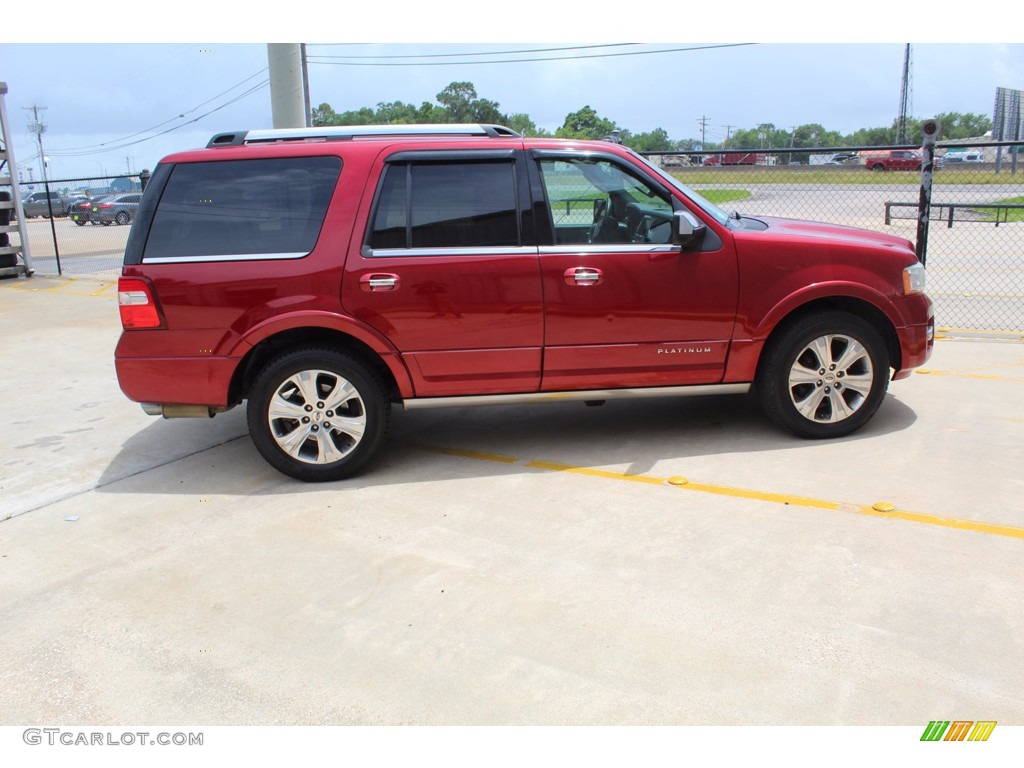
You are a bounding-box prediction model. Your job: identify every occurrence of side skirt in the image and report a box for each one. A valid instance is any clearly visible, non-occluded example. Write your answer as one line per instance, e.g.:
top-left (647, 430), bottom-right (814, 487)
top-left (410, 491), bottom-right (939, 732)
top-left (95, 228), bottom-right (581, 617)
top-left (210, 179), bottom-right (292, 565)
top-left (402, 383), bottom-right (751, 411)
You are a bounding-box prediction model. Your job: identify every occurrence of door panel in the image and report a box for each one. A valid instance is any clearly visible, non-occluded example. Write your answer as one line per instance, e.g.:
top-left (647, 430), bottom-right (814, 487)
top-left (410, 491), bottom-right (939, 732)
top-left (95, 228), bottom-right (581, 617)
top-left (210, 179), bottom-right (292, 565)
top-left (344, 249), bottom-right (543, 396)
top-left (535, 155), bottom-right (739, 390)
top-left (343, 157), bottom-right (543, 397)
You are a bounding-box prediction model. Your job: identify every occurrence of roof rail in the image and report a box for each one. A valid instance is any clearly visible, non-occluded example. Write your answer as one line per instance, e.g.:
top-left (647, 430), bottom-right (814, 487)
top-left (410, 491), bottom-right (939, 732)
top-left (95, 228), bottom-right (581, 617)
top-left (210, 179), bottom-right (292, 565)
top-left (207, 123), bottom-right (522, 148)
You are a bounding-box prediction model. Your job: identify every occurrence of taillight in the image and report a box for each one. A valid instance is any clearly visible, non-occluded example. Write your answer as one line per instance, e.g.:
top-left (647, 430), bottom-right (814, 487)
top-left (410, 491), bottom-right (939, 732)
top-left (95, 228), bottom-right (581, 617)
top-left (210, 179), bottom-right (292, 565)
top-left (118, 277), bottom-right (162, 329)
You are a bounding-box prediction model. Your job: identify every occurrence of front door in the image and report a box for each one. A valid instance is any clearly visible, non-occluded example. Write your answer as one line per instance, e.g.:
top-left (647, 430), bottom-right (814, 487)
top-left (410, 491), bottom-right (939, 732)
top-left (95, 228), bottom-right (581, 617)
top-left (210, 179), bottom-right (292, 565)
top-left (533, 151), bottom-right (739, 391)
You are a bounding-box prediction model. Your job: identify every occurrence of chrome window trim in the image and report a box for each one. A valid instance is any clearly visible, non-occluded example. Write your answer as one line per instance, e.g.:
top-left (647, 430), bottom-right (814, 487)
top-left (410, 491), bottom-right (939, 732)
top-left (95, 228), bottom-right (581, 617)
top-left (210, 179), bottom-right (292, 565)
top-left (143, 251), bottom-right (309, 264)
top-left (364, 245), bottom-right (540, 259)
top-left (540, 244), bottom-right (680, 256)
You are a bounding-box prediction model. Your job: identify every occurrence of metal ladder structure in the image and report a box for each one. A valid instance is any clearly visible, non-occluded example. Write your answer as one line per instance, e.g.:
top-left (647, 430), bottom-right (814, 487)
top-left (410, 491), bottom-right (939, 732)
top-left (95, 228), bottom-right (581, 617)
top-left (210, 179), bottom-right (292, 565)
top-left (0, 81), bottom-right (34, 278)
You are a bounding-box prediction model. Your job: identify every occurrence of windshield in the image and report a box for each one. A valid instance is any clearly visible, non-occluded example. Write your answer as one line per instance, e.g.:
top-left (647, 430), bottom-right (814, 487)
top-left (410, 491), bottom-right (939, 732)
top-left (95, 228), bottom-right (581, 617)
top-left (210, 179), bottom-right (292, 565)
top-left (632, 151), bottom-right (731, 226)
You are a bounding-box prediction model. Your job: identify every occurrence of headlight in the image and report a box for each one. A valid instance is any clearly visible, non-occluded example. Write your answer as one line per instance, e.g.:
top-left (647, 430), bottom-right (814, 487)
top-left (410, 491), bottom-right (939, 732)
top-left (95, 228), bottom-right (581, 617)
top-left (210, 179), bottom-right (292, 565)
top-left (903, 263), bottom-right (926, 294)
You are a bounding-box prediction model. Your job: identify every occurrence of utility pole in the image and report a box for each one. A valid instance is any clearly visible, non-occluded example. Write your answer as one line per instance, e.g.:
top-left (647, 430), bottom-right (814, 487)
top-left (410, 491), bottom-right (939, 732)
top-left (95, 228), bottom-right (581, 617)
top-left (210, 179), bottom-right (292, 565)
top-left (267, 44), bottom-right (308, 129)
top-left (723, 124), bottom-right (735, 147)
top-left (697, 116), bottom-right (709, 149)
top-left (23, 105), bottom-right (47, 184)
top-left (22, 103), bottom-right (61, 273)
top-left (896, 44), bottom-right (912, 145)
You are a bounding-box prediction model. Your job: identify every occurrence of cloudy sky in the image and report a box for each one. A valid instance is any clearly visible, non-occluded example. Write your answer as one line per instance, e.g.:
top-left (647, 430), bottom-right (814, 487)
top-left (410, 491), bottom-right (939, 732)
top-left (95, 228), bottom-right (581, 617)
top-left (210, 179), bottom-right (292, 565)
top-left (2, 7), bottom-right (1021, 182)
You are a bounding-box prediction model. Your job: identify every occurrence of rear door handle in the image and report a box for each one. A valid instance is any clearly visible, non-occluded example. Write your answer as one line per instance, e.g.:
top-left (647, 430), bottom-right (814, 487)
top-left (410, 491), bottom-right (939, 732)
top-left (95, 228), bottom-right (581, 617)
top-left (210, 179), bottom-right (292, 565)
top-left (564, 267), bottom-right (603, 287)
top-left (360, 273), bottom-right (400, 292)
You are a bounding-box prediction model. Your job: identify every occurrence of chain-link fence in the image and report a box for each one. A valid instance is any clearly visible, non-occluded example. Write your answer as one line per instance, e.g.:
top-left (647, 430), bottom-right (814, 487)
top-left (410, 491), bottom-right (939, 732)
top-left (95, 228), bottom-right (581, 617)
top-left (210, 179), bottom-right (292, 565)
top-left (11, 174), bottom-right (143, 279)
top-left (648, 141), bottom-right (1024, 332)
top-left (12, 147), bottom-right (1024, 331)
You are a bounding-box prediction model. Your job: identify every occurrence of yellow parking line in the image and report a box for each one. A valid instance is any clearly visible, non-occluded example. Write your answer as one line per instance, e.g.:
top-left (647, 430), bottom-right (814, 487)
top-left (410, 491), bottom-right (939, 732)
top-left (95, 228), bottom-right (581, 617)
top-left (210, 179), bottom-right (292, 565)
top-left (935, 329), bottom-right (1024, 340)
top-left (0, 277), bottom-right (115, 296)
top-left (408, 443), bottom-right (1024, 541)
top-left (409, 442), bottom-right (519, 464)
top-left (915, 369), bottom-right (1024, 383)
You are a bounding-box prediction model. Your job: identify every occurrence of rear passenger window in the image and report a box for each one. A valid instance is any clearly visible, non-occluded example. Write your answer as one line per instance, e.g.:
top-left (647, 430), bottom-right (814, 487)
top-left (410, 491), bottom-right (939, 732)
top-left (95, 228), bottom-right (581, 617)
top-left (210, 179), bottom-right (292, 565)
top-left (143, 157), bottom-right (340, 261)
top-left (368, 161), bottom-right (519, 250)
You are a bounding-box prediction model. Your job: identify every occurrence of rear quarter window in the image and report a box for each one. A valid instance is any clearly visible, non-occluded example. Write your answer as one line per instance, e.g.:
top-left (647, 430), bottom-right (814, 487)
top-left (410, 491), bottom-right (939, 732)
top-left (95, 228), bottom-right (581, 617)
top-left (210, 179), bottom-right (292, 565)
top-left (142, 156), bottom-right (341, 262)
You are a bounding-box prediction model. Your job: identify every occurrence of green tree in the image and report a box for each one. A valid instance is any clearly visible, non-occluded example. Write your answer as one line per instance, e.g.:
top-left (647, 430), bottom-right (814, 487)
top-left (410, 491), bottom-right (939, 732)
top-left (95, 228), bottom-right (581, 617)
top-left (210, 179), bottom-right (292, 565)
top-left (436, 82), bottom-right (506, 124)
top-left (556, 106), bottom-right (617, 140)
top-left (790, 123), bottom-right (842, 148)
top-left (312, 102), bottom-right (342, 126)
top-left (505, 113), bottom-right (551, 137)
top-left (628, 128), bottom-right (674, 152)
top-left (932, 112), bottom-right (993, 140)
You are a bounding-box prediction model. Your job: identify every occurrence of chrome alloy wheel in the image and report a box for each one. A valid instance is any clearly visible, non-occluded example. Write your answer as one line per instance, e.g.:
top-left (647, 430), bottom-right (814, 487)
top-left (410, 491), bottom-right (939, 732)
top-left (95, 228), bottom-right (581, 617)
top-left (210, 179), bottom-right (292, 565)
top-left (787, 334), bottom-right (874, 424)
top-left (266, 369), bottom-right (367, 464)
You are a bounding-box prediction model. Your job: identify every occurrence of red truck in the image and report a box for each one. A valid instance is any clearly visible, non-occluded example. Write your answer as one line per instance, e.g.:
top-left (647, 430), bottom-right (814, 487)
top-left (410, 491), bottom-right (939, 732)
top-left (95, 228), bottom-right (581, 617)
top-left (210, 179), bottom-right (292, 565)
top-left (703, 152), bottom-right (767, 166)
top-left (115, 124), bottom-right (934, 481)
top-left (860, 149), bottom-right (923, 171)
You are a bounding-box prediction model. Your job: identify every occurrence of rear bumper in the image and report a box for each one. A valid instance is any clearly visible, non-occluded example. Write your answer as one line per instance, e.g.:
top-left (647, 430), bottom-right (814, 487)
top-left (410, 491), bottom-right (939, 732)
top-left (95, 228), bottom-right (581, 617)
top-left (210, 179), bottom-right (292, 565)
top-left (115, 355), bottom-right (240, 407)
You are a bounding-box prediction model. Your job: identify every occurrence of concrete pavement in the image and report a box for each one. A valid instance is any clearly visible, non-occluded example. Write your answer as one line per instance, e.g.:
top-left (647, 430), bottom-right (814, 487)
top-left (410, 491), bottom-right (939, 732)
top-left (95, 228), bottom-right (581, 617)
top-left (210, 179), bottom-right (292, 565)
top-left (1, 274), bottom-right (1022, 725)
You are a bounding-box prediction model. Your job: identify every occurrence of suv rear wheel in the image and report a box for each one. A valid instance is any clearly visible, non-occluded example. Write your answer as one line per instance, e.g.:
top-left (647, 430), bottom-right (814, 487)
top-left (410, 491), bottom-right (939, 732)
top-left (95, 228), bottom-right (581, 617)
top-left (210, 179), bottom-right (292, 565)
top-left (756, 313), bottom-right (889, 439)
top-left (246, 348), bottom-right (390, 481)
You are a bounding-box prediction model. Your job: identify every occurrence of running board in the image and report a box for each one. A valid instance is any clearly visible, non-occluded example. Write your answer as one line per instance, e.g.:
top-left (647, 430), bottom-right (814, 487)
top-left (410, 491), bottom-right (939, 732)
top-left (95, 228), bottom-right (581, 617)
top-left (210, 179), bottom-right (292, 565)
top-left (402, 383), bottom-right (750, 411)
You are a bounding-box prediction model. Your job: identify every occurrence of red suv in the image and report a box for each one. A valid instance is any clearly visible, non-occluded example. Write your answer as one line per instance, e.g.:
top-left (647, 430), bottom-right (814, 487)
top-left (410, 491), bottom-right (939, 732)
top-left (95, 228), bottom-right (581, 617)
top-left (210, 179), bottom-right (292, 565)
top-left (115, 124), bottom-right (934, 481)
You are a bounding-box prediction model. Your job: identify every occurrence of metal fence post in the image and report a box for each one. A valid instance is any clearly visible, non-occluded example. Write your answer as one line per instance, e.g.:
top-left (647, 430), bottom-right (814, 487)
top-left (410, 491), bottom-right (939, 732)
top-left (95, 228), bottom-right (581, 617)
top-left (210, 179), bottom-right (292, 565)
top-left (42, 178), bottom-right (63, 275)
top-left (916, 119), bottom-right (940, 267)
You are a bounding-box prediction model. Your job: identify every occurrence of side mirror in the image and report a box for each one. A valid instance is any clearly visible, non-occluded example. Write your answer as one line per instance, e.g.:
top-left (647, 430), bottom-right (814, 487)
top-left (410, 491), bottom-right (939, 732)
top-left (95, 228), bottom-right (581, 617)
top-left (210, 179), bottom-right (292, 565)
top-left (673, 210), bottom-right (706, 247)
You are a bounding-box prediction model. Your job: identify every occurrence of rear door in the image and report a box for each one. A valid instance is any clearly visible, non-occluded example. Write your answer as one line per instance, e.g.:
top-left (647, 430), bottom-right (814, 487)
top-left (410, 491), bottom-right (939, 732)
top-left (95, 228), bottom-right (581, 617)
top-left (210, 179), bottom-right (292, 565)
top-left (531, 150), bottom-right (739, 391)
top-left (342, 148), bottom-right (544, 397)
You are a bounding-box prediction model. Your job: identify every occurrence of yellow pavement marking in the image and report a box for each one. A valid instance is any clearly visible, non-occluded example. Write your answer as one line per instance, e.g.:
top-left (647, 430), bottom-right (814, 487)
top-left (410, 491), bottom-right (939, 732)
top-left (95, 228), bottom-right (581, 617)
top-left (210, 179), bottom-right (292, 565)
top-left (1, 277), bottom-right (115, 297)
top-left (409, 442), bottom-right (519, 464)
top-left (409, 443), bottom-right (1024, 541)
top-left (916, 369), bottom-right (1024, 383)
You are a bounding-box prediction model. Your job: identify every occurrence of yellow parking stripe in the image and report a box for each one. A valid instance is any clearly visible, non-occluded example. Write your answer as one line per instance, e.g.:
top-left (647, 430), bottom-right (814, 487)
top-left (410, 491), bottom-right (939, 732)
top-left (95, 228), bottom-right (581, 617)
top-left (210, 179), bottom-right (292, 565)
top-left (916, 369), bottom-right (1024, 383)
top-left (409, 443), bottom-right (1024, 540)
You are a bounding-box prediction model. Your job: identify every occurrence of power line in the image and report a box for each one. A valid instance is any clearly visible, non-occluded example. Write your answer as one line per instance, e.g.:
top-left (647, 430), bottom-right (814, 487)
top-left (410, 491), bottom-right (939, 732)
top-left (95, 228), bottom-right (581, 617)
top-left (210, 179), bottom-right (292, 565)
top-left (48, 69), bottom-right (270, 156)
top-left (306, 43), bottom-right (641, 60)
top-left (50, 79), bottom-right (270, 158)
top-left (307, 43), bottom-right (756, 67)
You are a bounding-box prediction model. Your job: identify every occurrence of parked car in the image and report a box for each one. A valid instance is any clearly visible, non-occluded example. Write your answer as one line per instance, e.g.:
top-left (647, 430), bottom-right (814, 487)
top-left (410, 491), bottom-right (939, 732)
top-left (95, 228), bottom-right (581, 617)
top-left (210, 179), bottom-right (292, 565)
top-left (91, 193), bottom-right (143, 225)
top-left (68, 195), bottom-right (112, 226)
top-left (823, 152), bottom-right (860, 165)
top-left (20, 190), bottom-right (68, 218)
top-left (115, 124), bottom-right (934, 481)
top-left (943, 150), bottom-right (985, 163)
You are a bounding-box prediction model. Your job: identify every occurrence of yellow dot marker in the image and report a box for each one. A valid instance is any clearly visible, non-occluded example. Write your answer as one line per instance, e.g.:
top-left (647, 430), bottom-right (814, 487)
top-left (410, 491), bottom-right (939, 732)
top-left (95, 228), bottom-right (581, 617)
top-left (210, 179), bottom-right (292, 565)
top-left (872, 501), bottom-right (896, 513)
top-left (667, 476), bottom-right (689, 486)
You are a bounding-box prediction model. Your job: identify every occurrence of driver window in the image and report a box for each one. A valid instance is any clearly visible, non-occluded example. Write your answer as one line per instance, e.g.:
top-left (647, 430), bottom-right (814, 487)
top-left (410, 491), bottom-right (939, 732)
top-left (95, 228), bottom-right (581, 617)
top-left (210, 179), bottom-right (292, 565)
top-left (538, 157), bottom-right (673, 246)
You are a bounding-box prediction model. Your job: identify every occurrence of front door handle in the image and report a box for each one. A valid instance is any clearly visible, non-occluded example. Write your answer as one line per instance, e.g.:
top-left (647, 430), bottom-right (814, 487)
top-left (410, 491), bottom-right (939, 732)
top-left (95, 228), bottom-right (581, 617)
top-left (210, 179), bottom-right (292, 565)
top-left (360, 273), bottom-right (400, 292)
top-left (564, 267), bottom-right (604, 287)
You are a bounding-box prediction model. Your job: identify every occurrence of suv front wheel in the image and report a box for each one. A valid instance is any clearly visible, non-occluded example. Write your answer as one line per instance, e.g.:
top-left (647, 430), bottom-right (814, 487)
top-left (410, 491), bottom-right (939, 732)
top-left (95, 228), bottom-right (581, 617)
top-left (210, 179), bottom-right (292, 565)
top-left (247, 348), bottom-right (390, 481)
top-left (756, 313), bottom-right (889, 439)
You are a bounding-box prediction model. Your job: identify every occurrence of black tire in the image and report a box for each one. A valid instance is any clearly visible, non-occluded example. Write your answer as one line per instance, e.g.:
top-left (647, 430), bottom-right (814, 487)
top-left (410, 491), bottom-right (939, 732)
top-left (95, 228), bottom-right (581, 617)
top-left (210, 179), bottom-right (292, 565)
top-left (101, 221), bottom-right (111, 226)
top-left (756, 312), bottom-right (889, 439)
top-left (246, 347), bottom-right (390, 482)
top-left (74, 220), bottom-right (86, 226)
top-left (115, 211), bottom-right (130, 225)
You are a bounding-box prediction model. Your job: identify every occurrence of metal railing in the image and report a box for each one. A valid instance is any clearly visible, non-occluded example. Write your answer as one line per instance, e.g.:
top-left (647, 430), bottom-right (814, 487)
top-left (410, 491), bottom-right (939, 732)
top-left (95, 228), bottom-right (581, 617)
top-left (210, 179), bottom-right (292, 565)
top-left (885, 201), bottom-right (1024, 227)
